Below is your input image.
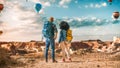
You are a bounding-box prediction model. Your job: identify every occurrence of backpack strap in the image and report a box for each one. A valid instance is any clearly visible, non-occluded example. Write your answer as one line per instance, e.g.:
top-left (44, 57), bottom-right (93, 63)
top-left (51, 23), bottom-right (58, 33)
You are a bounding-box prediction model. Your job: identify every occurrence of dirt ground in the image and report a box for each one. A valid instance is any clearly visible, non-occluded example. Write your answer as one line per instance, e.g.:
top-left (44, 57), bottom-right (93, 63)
top-left (0, 40), bottom-right (120, 68)
top-left (6, 52), bottom-right (120, 68)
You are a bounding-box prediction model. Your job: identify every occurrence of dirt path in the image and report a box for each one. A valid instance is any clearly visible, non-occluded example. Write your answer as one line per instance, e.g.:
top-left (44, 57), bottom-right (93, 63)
top-left (14, 58), bottom-right (120, 68)
top-left (10, 53), bottom-right (120, 68)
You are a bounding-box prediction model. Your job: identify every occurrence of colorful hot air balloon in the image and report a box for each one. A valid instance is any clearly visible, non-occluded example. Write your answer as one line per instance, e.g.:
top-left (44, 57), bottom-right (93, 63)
top-left (35, 3), bottom-right (42, 13)
top-left (113, 11), bottom-right (119, 19)
top-left (108, 0), bottom-right (112, 5)
top-left (0, 30), bottom-right (3, 35)
top-left (0, 4), bottom-right (4, 12)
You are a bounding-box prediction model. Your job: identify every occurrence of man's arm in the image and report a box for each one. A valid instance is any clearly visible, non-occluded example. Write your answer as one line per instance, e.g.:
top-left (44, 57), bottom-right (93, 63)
top-left (54, 24), bottom-right (58, 40)
top-left (54, 32), bottom-right (57, 40)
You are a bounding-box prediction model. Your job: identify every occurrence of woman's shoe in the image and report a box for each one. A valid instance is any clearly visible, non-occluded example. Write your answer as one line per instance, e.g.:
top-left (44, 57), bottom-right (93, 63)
top-left (68, 58), bottom-right (72, 62)
top-left (62, 58), bottom-right (65, 62)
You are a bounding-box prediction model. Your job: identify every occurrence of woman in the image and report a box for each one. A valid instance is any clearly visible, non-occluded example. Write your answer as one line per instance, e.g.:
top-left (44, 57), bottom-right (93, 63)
top-left (58, 21), bottom-right (72, 62)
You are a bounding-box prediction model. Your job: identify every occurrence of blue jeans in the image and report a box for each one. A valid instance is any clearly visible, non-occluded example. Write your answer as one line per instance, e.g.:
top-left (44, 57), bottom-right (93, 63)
top-left (45, 38), bottom-right (55, 61)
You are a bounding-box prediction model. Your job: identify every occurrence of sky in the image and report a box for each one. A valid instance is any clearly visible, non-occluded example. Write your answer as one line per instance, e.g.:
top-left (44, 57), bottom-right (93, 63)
top-left (0, 0), bottom-right (120, 41)
top-left (44, 0), bottom-right (120, 19)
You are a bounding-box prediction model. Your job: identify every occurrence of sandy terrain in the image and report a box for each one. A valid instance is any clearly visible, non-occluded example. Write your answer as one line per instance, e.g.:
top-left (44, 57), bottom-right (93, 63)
top-left (0, 40), bottom-right (120, 68)
top-left (6, 52), bottom-right (120, 68)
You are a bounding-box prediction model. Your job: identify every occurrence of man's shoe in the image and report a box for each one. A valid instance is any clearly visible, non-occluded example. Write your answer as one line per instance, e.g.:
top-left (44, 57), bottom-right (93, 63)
top-left (45, 59), bottom-right (48, 63)
top-left (52, 60), bottom-right (57, 63)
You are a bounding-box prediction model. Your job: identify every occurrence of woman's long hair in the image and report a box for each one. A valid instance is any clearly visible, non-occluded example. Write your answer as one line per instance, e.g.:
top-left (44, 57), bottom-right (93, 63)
top-left (59, 21), bottom-right (70, 31)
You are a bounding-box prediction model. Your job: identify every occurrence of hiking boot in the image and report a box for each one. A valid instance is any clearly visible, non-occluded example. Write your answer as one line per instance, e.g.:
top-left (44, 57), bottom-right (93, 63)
top-left (45, 59), bottom-right (48, 63)
top-left (52, 60), bottom-right (57, 63)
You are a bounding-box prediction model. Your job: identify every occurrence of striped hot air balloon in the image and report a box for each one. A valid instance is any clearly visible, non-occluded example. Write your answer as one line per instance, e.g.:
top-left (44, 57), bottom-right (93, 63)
top-left (108, 0), bottom-right (112, 2)
top-left (108, 0), bottom-right (112, 5)
top-left (0, 4), bottom-right (4, 12)
top-left (113, 11), bottom-right (119, 19)
top-left (0, 30), bottom-right (3, 35)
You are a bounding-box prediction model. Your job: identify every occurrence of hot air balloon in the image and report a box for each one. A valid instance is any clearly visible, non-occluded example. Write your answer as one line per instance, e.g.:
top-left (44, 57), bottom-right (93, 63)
top-left (0, 30), bottom-right (3, 35)
top-left (113, 11), bottom-right (119, 19)
top-left (26, 0), bottom-right (28, 2)
top-left (108, 0), bottom-right (112, 2)
top-left (35, 3), bottom-right (42, 13)
top-left (108, 0), bottom-right (112, 5)
top-left (0, 4), bottom-right (4, 12)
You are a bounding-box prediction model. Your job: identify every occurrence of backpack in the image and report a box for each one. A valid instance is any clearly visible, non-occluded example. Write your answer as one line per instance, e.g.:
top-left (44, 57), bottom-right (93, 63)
top-left (42, 21), bottom-right (55, 38)
top-left (59, 21), bottom-right (73, 41)
top-left (66, 29), bottom-right (73, 41)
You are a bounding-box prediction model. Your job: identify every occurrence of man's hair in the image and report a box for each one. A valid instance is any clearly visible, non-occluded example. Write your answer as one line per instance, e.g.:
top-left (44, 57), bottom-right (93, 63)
top-left (49, 17), bottom-right (54, 22)
top-left (59, 21), bottom-right (70, 30)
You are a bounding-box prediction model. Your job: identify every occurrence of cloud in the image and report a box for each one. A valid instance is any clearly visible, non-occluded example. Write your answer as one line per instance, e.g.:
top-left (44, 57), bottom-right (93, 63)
top-left (0, 0), bottom-right (45, 41)
top-left (43, 2), bottom-right (51, 7)
top-left (0, 0), bottom-right (6, 4)
top-left (62, 5), bottom-right (68, 8)
top-left (85, 2), bottom-right (107, 8)
top-left (90, 3), bottom-right (94, 8)
top-left (59, 17), bottom-right (120, 28)
top-left (59, 17), bottom-right (120, 41)
top-left (102, 2), bottom-right (107, 7)
top-left (75, 1), bottom-right (78, 4)
top-left (31, 0), bottom-right (54, 7)
top-left (95, 4), bottom-right (101, 8)
top-left (85, 5), bottom-right (88, 8)
top-left (32, 0), bottom-right (40, 3)
top-left (59, 0), bottom-right (71, 8)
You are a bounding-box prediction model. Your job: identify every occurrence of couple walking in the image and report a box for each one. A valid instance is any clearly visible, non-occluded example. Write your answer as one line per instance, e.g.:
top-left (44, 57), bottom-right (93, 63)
top-left (42, 17), bottom-right (73, 63)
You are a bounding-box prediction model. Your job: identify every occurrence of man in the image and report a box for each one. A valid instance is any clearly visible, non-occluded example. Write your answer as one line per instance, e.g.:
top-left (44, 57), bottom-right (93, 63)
top-left (42, 17), bottom-right (58, 63)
